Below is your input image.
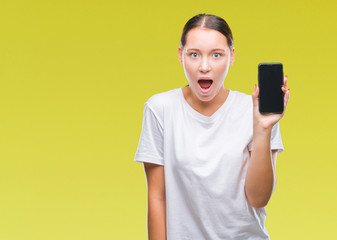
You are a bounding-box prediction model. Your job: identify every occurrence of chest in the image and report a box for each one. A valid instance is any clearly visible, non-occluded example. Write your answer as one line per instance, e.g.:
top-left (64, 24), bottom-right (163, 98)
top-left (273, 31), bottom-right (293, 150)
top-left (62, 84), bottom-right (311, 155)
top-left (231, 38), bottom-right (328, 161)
top-left (164, 110), bottom-right (252, 175)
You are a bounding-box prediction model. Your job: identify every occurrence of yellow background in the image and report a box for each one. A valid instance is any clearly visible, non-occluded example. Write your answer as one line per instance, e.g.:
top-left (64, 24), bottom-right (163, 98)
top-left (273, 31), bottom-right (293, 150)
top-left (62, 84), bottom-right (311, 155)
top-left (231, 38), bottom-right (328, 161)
top-left (0, 0), bottom-right (336, 239)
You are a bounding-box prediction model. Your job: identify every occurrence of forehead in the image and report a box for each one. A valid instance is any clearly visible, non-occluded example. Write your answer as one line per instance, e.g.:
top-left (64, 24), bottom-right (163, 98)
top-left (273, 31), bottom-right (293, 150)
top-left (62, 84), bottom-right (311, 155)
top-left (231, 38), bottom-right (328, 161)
top-left (185, 27), bottom-right (228, 50)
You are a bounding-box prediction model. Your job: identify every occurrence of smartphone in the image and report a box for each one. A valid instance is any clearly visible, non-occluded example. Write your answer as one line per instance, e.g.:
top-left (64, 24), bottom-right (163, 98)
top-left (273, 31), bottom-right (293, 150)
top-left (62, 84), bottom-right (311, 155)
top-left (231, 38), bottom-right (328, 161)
top-left (258, 63), bottom-right (284, 114)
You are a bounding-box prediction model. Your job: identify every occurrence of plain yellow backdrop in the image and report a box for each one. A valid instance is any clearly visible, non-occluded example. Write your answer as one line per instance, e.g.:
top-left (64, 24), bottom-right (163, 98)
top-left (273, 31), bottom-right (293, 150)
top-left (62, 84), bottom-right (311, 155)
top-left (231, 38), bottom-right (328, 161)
top-left (0, 0), bottom-right (336, 239)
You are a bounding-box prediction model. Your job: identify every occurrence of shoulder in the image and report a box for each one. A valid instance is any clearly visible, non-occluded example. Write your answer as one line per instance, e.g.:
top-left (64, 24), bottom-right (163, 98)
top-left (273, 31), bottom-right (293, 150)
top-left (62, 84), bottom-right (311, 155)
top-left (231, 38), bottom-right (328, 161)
top-left (146, 88), bottom-right (179, 109)
top-left (144, 88), bottom-right (180, 120)
top-left (230, 90), bottom-right (252, 110)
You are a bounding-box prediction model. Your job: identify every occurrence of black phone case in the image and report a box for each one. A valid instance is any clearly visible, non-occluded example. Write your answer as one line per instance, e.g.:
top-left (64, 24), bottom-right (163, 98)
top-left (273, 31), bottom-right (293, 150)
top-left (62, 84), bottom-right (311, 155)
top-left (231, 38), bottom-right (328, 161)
top-left (258, 63), bottom-right (284, 114)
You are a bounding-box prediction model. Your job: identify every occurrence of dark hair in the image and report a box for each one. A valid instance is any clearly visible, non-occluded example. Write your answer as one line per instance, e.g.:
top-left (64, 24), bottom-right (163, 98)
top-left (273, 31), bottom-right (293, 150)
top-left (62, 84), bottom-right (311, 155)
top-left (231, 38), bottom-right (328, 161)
top-left (180, 13), bottom-right (234, 50)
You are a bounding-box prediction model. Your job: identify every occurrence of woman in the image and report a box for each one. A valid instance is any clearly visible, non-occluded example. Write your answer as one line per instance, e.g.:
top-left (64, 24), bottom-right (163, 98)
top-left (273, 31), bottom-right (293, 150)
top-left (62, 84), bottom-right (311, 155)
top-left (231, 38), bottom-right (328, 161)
top-left (134, 13), bottom-right (290, 240)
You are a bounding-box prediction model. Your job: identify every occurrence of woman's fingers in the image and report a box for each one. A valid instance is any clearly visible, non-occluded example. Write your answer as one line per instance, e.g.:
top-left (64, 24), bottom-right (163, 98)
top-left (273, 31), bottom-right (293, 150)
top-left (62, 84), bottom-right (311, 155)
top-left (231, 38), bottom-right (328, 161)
top-left (252, 84), bottom-right (259, 109)
top-left (282, 75), bottom-right (288, 94)
top-left (284, 89), bottom-right (290, 110)
top-left (283, 75), bottom-right (290, 111)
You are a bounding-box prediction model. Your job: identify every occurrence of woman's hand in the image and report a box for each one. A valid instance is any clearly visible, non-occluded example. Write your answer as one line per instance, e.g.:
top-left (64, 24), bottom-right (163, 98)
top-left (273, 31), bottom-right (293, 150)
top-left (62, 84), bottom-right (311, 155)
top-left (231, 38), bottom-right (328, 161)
top-left (252, 75), bottom-right (290, 130)
top-left (245, 75), bottom-right (290, 208)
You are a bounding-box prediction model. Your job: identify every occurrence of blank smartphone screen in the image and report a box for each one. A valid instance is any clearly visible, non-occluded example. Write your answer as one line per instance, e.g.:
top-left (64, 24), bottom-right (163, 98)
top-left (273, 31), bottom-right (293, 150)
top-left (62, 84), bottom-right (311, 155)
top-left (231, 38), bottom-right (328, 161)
top-left (258, 63), bottom-right (284, 114)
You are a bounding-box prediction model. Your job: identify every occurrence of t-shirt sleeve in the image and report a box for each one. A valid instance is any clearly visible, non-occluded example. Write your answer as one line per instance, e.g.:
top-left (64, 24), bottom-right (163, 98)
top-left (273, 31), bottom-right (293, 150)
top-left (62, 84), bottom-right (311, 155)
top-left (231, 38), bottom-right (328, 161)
top-left (248, 121), bottom-right (284, 153)
top-left (134, 102), bottom-right (164, 165)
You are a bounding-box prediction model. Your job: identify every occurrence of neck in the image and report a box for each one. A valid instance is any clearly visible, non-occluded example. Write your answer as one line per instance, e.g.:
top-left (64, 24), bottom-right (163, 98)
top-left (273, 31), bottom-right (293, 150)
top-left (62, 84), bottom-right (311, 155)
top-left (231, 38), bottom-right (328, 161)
top-left (182, 86), bottom-right (229, 116)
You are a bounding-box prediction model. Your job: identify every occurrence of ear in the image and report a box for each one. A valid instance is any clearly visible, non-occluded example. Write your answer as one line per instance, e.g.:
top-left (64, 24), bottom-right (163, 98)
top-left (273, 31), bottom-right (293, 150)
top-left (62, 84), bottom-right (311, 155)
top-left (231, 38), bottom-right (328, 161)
top-left (178, 46), bottom-right (183, 66)
top-left (229, 47), bottom-right (235, 67)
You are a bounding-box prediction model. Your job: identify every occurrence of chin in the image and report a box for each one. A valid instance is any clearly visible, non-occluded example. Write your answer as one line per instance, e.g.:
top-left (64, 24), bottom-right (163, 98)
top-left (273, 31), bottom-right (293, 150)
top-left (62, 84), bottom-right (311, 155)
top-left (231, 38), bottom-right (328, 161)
top-left (196, 93), bottom-right (215, 102)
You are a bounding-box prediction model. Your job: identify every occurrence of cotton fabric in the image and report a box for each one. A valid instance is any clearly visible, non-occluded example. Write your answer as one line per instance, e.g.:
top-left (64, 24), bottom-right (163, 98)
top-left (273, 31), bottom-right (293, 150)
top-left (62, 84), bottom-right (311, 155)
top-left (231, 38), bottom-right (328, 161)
top-left (134, 88), bottom-right (284, 240)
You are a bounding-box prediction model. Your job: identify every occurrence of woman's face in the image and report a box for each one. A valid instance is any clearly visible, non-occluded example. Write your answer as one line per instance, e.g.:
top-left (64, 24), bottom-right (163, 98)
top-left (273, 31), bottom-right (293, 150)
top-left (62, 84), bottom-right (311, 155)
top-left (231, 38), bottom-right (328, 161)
top-left (178, 27), bottom-right (235, 102)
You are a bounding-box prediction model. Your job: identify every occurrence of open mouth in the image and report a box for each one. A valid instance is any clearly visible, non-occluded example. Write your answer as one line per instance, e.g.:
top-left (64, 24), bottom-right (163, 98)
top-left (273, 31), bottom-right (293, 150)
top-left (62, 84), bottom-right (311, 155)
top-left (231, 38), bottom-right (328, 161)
top-left (198, 79), bottom-right (213, 90)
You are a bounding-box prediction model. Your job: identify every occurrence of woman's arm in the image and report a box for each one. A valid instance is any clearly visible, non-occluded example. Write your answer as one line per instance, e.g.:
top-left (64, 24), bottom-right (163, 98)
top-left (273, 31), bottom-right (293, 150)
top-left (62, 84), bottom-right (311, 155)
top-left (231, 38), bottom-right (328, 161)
top-left (245, 76), bottom-right (290, 208)
top-left (144, 162), bottom-right (166, 240)
top-left (245, 132), bottom-right (278, 208)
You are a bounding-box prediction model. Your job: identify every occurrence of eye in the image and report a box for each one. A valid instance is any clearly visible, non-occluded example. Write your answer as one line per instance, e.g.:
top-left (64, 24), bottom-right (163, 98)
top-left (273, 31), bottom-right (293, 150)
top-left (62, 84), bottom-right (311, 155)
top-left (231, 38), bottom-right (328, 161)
top-left (213, 53), bottom-right (223, 58)
top-left (189, 52), bottom-right (198, 58)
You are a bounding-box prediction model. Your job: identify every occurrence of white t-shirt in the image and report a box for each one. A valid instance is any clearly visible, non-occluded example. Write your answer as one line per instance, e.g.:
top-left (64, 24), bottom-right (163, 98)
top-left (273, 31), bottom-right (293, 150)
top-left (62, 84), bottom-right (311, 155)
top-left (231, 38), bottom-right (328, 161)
top-left (134, 88), bottom-right (284, 240)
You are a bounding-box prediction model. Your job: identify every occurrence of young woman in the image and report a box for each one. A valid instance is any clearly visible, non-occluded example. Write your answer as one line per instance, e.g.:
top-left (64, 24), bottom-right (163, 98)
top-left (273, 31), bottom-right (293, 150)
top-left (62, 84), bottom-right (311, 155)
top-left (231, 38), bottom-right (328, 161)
top-left (134, 13), bottom-right (290, 240)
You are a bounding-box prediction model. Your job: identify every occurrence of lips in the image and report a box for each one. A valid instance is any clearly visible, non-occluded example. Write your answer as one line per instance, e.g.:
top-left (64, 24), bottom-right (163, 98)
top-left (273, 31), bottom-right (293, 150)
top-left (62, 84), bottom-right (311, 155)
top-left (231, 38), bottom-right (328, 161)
top-left (198, 79), bottom-right (213, 89)
top-left (197, 78), bottom-right (213, 94)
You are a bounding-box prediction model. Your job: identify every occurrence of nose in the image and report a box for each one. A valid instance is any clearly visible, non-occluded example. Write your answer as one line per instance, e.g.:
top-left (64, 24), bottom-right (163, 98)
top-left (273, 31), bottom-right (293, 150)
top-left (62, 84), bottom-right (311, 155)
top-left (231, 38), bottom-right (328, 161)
top-left (198, 57), bottom-right (211, 72)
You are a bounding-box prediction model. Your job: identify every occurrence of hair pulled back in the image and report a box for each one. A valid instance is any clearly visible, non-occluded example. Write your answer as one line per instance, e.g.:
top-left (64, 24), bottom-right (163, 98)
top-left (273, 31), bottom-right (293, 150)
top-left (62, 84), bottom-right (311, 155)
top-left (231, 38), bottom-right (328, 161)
top-left (180, 13), bottom-right (234, 50)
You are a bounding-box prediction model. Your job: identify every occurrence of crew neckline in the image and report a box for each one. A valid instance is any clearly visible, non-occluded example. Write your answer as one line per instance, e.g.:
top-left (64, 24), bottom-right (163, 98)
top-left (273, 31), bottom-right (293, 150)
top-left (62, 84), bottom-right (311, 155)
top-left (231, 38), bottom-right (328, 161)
top-left (177, 88), bottom-right (233, 123)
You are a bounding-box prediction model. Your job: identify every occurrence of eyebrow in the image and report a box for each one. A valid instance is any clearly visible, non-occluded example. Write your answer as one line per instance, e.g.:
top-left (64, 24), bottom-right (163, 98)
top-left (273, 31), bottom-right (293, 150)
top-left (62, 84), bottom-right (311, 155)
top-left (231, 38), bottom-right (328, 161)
top-left (186, 48), bottom-right (226, 52)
